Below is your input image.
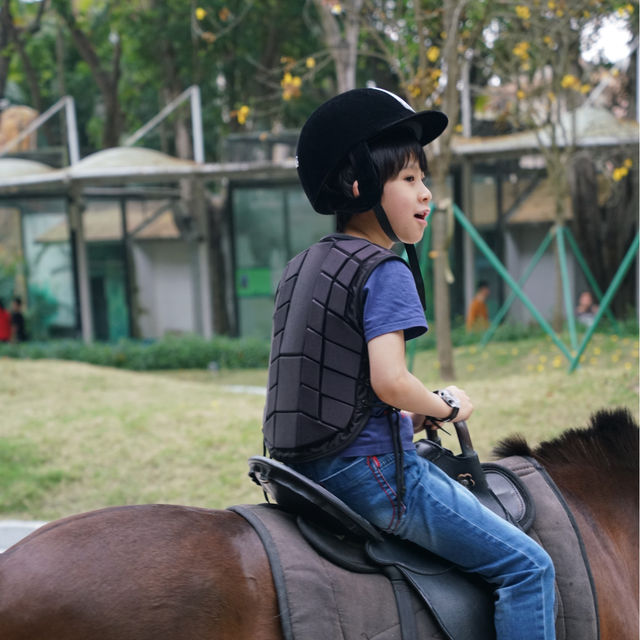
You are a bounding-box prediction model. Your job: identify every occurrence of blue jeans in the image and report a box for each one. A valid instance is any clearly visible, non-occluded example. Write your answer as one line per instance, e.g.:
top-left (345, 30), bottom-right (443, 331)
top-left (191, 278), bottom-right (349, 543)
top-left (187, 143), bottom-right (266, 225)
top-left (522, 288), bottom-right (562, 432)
top-left (293, 450), bottom-right (556, 640)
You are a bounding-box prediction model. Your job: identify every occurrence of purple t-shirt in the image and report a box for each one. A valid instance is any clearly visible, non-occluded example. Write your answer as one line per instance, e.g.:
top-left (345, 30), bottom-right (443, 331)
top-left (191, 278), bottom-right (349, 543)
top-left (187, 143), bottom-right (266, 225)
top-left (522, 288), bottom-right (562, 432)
top-left (340, 259), bottom-right (428, 457)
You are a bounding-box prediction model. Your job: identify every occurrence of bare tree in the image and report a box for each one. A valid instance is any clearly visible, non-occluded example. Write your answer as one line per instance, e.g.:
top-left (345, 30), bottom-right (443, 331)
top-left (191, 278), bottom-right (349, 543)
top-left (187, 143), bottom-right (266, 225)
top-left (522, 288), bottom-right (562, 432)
top-left (363, 0), bottom-right (493, 379)
top-left (312, 0), bottom-right (364, 92)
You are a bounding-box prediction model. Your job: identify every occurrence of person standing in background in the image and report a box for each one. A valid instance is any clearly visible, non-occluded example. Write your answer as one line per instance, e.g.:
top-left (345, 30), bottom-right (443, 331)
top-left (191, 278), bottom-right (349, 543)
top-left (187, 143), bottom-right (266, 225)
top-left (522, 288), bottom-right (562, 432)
top-left (0, 299), bottom-right (11, 342)
top-left (10, 296), bottom-right (26, 342)
top-left (466, 281), bottom-right (490, 332)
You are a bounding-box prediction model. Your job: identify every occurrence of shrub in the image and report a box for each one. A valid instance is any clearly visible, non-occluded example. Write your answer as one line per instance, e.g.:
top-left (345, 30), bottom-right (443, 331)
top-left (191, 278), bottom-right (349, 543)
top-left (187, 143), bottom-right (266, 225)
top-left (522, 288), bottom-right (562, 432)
top-left (0, 334), bottom-right (271, 371)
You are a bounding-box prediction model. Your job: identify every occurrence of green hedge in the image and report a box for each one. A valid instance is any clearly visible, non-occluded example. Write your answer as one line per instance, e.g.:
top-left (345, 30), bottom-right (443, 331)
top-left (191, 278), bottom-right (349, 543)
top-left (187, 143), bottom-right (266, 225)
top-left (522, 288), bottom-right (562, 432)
top-left (1, 316), bottom-right (636, 370)
top-left (0, 334), bottom-right (271, 370)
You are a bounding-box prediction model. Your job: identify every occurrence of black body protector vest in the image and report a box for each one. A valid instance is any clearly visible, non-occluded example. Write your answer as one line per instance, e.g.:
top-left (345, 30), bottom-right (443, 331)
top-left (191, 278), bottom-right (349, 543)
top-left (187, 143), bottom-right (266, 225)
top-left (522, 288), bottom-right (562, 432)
top-left (263, 234), bottom-right (407, 463)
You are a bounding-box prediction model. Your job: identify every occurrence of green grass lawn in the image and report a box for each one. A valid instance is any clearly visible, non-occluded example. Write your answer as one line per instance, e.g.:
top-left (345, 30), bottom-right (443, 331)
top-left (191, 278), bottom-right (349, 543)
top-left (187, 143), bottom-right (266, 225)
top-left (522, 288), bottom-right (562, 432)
top-left (0, 332), bottom-right (637, 520)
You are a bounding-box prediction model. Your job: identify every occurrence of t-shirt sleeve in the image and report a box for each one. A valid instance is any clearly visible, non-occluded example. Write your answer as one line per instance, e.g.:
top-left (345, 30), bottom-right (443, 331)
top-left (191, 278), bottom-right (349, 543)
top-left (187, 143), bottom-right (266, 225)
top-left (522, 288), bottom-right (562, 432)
top-left (362, 258), bottom-right (428, 343)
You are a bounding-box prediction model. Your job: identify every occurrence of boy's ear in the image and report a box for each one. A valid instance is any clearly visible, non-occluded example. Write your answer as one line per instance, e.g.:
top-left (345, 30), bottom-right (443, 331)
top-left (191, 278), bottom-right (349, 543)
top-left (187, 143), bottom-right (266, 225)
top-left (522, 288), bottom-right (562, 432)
top-left (352, 180), bottom-right (360, 198)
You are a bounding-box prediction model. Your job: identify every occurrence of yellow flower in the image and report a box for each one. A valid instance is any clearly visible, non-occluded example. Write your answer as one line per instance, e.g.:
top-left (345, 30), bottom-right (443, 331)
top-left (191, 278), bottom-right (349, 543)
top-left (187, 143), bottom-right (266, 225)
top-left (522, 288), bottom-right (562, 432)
top-left (552, 356), bottom-right (563, 368)
top-left (515, 5), bottom-right (531, 19)
top-left (511, 347), bottom-right (519, 356)
top-left (547, 0), bottom-right (555, 8)
top-left (330, 3), bottom-right (343, 15)
top-left (536, 364), bottom-right (545, 372)
top-left (611, 353), bottom-right (620, 363)
top-left (613, 167), bottom-right (628, 182)
top-left (513, 41), bottom-right (530, 60)
top-left (624, 158), bottom-right (633, 168)
top-left (547, 91), bottom-right (556, 102)
top-left (306, 57), bottom-right (316, 69)
top-left (561, 74), bottom-right (580, 90)
top-left (454, 123), bottom-right (463, 133)
top-left (539, 355), bottom-right (548, 363)
top-left (466, 364), bottom-right (475, 372)
top-left (236, 105), bottom-right (250, 125)
top-left (517, 89), bottom-right (526, 100)
top-left (219, 7), bottom-right (231, 21)
top-left (583, 10), bottom-right (591, 18)
top-left (580, 84), bottom-right (590, 94)
top-left (195, 7), bottom-right (207, 20)
top-left (427, 46), bottom-right (440, 63)
top-left (624, 361), bottom-right (632, 370)
top-left (555, 9), bottom-right (564, 17)
top-left (543, 35), bottom-right (555, 48)
top-left (281, 72), bottom-right (302, 100)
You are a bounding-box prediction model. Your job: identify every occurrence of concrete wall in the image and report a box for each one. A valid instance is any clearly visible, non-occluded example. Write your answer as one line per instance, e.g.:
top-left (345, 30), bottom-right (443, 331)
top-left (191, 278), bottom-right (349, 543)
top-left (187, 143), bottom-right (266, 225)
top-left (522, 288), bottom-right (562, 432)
top-left (504, 224), bottom-right (578, 324)
top-left (132, 241), bottom-right (195, 338)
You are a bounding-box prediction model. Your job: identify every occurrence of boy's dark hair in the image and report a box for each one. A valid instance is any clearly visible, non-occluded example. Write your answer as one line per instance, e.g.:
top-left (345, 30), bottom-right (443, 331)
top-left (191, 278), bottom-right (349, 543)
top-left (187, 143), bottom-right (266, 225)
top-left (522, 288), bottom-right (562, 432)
top-left (13, 296), bottom-right (22, 306)
top-left (330, 128), bottom-right (428, 232)
top-left (477, 280), bottom-right (489, 291)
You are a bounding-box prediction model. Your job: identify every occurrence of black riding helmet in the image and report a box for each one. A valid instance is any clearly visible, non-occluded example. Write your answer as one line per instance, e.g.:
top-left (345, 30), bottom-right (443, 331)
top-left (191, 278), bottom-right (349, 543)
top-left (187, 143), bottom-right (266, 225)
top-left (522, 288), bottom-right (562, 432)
top-left (296, 87), bottom-right (448, 308)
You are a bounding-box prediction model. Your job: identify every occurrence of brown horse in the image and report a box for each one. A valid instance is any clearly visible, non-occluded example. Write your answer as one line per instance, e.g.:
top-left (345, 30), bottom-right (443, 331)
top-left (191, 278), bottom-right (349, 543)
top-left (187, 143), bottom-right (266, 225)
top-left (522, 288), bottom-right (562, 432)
top-left (0, 408), bottom-right (637, 640)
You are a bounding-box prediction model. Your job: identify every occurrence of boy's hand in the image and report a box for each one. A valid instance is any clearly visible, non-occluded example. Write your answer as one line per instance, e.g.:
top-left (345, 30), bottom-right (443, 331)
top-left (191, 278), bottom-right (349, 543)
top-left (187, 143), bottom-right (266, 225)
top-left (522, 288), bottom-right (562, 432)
top-left (443, 385), bottom-right (473, 422)
top-left (410, 386), bottom-right (474, 433)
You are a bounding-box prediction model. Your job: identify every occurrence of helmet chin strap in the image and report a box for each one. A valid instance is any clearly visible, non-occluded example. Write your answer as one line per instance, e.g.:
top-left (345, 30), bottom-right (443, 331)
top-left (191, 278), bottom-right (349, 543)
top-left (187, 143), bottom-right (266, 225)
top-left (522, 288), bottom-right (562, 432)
top-left (373, 203), bottom-right (426, 311)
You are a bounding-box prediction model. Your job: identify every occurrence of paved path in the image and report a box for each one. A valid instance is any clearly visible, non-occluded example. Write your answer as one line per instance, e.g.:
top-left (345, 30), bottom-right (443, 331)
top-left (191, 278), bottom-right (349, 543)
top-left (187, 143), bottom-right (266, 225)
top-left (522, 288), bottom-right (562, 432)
top-left (0, 520), bottom-right (47, 552)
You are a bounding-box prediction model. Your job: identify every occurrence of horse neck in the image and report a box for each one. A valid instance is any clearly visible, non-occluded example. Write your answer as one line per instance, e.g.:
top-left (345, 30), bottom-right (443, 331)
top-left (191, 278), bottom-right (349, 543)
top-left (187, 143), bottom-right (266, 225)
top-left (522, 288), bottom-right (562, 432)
top-left (541, 455), bottom-right (639, 560)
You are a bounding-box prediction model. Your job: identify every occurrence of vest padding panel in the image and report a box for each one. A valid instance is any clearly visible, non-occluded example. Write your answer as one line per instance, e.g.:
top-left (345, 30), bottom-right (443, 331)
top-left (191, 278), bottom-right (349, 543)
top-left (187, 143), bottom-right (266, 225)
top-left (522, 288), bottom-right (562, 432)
top-left (263, 234), bottom-right (407, 462)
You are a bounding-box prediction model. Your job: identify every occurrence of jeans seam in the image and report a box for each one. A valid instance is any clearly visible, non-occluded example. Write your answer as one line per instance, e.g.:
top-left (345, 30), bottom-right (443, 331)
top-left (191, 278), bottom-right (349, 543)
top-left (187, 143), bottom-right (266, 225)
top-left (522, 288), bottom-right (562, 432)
top-left (366, 456), bottom-right (400, 532)
top-left (317, 457), bottom-right (362, 483)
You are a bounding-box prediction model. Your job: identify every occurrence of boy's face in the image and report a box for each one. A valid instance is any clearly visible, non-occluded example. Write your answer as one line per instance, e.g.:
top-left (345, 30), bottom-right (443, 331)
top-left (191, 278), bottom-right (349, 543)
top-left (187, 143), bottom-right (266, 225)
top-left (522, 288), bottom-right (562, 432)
top-left (380, 159), bottom-right (432, 245)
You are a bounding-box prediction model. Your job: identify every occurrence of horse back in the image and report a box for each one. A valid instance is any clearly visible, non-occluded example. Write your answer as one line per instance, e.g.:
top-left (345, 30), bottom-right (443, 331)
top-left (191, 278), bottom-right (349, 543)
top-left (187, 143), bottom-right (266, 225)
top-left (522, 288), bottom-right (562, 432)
top-left (0, 504), bottom-right (282, 640)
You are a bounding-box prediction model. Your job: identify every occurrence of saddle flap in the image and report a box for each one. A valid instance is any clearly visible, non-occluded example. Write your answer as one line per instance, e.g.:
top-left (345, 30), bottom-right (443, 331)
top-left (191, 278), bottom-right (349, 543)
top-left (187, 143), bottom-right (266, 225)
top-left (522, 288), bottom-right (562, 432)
top-left (248, 456), bottom-right (383, 541)
top-left (482, 463), bottom-right (536, 532)
top-left (367, 538), bottom-right (496, 640)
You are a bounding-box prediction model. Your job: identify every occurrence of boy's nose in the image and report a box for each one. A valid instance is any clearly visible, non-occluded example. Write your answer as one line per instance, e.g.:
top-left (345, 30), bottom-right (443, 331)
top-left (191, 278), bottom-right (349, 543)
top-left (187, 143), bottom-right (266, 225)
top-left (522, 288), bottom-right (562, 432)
top-left (420, 184), bottom-right (432, 202)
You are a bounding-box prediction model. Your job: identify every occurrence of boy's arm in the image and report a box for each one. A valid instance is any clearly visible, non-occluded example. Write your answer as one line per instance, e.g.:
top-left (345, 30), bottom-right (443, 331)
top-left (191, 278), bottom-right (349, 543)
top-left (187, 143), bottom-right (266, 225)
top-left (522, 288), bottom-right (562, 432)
top-left (368, 330), bottom-right (473, 429)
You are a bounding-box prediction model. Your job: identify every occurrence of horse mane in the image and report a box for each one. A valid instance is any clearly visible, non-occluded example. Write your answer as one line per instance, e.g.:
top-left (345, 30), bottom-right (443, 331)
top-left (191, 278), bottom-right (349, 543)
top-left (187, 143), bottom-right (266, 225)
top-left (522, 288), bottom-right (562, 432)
top-left (493, 407), bottom-right (639, 470)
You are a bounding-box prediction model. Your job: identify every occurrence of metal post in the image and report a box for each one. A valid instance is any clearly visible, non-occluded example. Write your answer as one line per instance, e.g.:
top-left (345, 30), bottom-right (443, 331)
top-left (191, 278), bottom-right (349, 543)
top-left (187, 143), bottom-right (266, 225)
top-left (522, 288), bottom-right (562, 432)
top-left (556, 225), bottom-right (578, 351)
top-left (569, 233), bottom-right (639, 372)
top-left (564, 226), bottom-right (620, 331)
top-left (69, 191), bottom-right (93, 343)
top-left (119, 198), bottom-right (134, 338)
top-left (190, 85), bottom-right (205, 164)
top-left (453, 204), bottom-right (573, 361)
top-left (64, 96), bottom-right (80, 165)
top-left (481, 228), bottom-right (555, 347)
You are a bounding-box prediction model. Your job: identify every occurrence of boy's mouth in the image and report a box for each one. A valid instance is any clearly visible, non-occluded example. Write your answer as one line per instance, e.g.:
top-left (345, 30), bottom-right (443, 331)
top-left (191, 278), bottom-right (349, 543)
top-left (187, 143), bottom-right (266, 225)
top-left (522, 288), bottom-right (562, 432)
top-left (414, 211), bottom-right (428, 220)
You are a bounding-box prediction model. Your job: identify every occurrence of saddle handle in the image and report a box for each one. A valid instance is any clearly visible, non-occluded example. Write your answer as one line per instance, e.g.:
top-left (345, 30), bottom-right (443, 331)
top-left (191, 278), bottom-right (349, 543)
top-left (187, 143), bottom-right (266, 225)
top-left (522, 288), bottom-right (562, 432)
top-left (427, 420), bottom-right (475, 458)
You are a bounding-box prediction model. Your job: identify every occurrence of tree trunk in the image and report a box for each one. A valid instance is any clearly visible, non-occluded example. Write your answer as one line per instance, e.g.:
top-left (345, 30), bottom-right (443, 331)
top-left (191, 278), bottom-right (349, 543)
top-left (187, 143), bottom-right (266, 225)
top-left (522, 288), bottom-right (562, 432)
top-left (0, 0), bottom-right (11, 99)
top-left (431, 202), bottom-right (455, 380)
top-left (55, 0), bottom-right (122, 148)
top-left (314, 0), bottom-right (363, 92)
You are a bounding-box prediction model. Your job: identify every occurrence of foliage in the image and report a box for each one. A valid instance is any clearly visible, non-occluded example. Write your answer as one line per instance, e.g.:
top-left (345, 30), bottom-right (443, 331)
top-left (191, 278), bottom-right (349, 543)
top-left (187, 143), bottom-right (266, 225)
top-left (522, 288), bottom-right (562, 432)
top-left (0, 333), bottom-right (270, 370)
